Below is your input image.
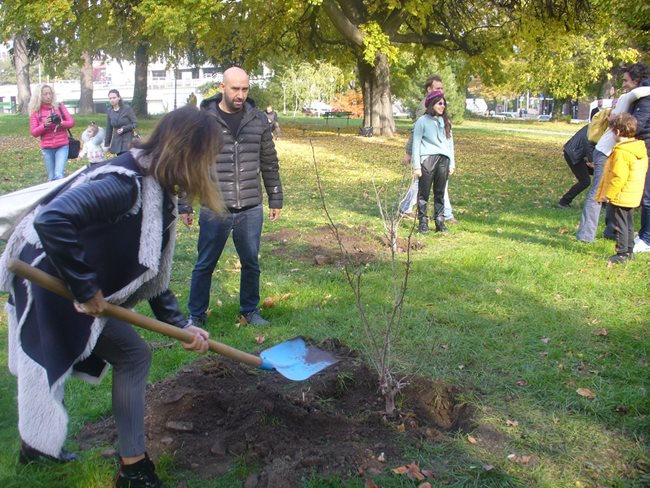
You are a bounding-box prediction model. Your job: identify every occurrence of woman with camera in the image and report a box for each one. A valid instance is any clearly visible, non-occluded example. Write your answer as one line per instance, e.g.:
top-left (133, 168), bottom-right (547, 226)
top-left (29, 84), bottom-right (76, 181)
top-left (105, 89), bottom-right (138, 155)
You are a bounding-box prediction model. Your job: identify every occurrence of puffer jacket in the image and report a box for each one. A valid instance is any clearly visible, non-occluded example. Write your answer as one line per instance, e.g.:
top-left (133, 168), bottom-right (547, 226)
top-left (564, 125), bottom-right (595, 165)
top-left (30, 103), bottom-right (75, 149)
top-left (596, 139), bottom-right (649, 207)
top-left (187, 94), bottom-right (282, 212)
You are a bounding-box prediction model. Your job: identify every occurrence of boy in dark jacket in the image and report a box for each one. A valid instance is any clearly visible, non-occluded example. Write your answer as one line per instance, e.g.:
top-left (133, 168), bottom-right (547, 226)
top-left (557, 124), bottom-right (596, 208)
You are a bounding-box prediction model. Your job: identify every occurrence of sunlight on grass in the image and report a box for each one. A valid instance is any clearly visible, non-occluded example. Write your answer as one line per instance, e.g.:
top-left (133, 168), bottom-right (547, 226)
top-left (0, 114), bottom-right (647, 487)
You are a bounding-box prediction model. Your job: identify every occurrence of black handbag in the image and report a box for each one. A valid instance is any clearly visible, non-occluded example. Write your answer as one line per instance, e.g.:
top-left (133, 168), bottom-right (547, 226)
top-left (67, 129), bottom-right (80, 159)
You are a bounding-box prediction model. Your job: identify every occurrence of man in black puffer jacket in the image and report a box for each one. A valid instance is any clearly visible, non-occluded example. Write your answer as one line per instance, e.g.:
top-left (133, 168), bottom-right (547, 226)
top-left (180, 67), bottom-right (283, 326)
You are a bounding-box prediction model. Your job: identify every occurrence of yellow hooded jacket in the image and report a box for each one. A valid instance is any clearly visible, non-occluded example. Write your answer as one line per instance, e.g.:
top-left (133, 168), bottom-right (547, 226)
top-left (596, 139), bottom-right (649, 208)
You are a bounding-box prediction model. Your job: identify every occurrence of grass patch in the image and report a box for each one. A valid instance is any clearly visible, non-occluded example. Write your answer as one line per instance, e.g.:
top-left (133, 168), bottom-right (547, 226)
top-left (0, 114), bottom-right (647, 487)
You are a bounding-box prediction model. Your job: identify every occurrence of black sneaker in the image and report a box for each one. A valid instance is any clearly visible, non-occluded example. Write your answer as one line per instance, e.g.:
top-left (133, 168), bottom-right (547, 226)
top-left (418, 221), bottom-right (430, 234)
top-left (240, 310), bottom-right (270, 326)
top-left (555, 202), bottom-right (571, 209)
top-left (608, 254), bottom-right (628, 264)
top-left (115, 454), bottom-right (167, 488)
top-left (19, 442), bottom-right (79, 465)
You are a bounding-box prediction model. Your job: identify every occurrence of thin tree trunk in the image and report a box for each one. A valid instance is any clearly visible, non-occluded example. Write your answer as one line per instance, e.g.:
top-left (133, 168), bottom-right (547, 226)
top-left (13, 34), bottom-right (31, 114)
top-left (132, 42), bottom-right (149, 117)
top-left (358, 53), bottom-right (395, 137)
top-left (79, 51), bottom-right (94, 114)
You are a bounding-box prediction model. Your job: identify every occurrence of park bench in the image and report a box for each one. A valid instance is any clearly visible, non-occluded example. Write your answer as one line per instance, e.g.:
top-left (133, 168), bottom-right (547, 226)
top-left (0, 102), bottom-right (16, 114)
top-left (323, 111), bottom-right (352, 125)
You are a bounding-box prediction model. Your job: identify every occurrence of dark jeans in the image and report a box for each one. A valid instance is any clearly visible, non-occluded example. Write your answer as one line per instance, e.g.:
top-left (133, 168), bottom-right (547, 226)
top-left (638, 165), bottom-right (650, 244)
top-left (609, 203), bottom-right (635, 255)
top-left (417, 155), bottom-right (449, 222)
top-left (188, 205), bottom-right (263, 320)
top-left (560, 153), bottom-right (591, 205)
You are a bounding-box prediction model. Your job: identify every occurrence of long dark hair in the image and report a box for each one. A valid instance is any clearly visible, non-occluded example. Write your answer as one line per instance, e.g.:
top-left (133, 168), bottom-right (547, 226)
top-left (131, 106), bottom-right (225, 214)
top-left (425, 92), bottom-right (452, 139)
top-left (108, 89), bottom-right (124, 108)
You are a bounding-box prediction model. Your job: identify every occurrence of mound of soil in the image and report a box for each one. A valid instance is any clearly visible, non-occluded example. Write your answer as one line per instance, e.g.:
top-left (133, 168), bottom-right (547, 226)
top-left (77, 339), bottom-right (473, 487)
top-left (263, 225), bottom-right (424, 267)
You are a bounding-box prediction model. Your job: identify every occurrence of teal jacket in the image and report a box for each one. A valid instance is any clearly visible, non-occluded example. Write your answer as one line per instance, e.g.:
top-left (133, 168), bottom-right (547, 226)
top-left (412, 114), bottom-right (455, 170)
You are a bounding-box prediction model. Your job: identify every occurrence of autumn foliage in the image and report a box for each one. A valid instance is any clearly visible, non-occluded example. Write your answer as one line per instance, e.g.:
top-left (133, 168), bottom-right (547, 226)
top-left (332, 89), bottom-right (364, 118)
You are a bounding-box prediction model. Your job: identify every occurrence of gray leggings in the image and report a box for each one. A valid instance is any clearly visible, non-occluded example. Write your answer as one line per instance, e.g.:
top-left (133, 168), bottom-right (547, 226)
top-left (92, 318), bottom-right (152, 457)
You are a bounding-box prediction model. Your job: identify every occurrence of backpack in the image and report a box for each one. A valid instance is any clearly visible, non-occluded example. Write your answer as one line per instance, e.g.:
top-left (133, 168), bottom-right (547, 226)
top-left (587, 108), bottom-right (611, 143)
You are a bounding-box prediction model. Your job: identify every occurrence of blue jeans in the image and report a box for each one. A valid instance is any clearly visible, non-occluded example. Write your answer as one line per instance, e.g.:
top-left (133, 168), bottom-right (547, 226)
top-left (400, 179), bottom-right (454, 219)
top-left (188, 205), bottom-right (263, 321)
top-left (41, 145), bottom-right (69, 181)
top-left (576, 149), bottom-right (607, 242)
top-left (638, 164), bottom-right (650, 244)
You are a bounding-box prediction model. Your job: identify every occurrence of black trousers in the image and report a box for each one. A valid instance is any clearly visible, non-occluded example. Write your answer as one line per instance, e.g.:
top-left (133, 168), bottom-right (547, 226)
top-left (417, 155), bottom-right (449, 222)
top-left (609, 203), bottom-right (635, 255)
top-left (560, 153), bottom-right (591, 205)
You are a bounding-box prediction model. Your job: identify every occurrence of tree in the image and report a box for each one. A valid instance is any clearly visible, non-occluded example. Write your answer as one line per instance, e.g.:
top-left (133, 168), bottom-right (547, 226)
top-left (12, 34), bottom-right (31, 114)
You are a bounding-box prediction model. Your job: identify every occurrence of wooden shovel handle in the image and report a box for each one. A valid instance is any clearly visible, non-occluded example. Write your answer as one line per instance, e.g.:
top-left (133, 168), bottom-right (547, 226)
top-left (7, 258), bottom-right (263, 368)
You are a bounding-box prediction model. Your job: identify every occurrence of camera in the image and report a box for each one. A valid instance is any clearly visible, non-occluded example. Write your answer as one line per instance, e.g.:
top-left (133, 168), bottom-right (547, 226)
top-left (50, 112), bottom-right (62, 125)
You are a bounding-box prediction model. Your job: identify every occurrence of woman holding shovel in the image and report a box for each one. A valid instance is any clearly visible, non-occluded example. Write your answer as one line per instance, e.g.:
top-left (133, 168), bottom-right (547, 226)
top-left (0, 106), bottom-right (224, 488)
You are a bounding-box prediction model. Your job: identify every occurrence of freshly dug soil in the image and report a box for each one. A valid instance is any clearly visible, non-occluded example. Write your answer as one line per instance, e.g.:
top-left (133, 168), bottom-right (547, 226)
top-left (77, 339), bottom-right (474, 487)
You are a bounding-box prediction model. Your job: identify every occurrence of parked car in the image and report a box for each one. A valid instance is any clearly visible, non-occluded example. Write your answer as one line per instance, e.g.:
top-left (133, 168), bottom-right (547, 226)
top-left (302, 101), bottom-right (332, 116)
top-left (537, 114), bottom-right (552, 122)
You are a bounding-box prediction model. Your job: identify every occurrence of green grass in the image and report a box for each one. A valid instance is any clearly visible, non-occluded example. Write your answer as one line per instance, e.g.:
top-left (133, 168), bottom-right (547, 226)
top-left (0, 113), bottom-right (648, 487)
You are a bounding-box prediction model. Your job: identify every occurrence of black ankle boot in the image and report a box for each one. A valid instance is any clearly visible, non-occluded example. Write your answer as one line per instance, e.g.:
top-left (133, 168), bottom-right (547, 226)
top-left (434, 217), bottom-right (448, 233)
top-left (418, 218), bottom-right (429, 234)
top-left (115, 454), bottom-right (167, 488)
top-left (19, 441), bottom-right (79, 465)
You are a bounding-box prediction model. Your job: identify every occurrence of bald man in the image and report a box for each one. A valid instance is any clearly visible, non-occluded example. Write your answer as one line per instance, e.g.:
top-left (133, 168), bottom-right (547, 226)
top-left (180, 67), bottom-right (283, 327)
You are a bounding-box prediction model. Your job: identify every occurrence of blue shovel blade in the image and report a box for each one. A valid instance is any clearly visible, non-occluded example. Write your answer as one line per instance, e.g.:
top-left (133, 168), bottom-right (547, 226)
top-left (259, 337), bottom-right (338, 381)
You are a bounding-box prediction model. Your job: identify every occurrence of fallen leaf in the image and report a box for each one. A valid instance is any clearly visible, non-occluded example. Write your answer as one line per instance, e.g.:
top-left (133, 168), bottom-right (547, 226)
top-left (593, 328), bottom-right (608, 337)
top-left (418, 483), bottom-right (432, 488)
top-left (280, 293), bottom-right (292, 301)
top-left (467, 435), bottom-right (478, 444)
top-left (576, 388), bottom-right (596, 399)
top-left (590, 318), bottom-right (600, 325)
top-left (262, 296), bottom-right (275, 308)
top-left (539, 351), bottom-right (548, 358)
top-left (506, 419), bottom-right (519, 427)
top-left (507, 453), bottom-right (519, 462)
top-left (363, 479), bottom-right (378, 488)
top-left (541, 337), bottom-right (550, 344)
top-left (377, 452), bottom-right (386, 462)
top-left (495, 288), bottom-right (502, 295)
top-left (496, 228), bottom-right (503, 234)
top-left (516, 379), bottom-right (527, 387)
top-left (421, 469), bottom-right (435, 477)
top-left (395, 423), bottom-right (405, 433)
top-left (483, 464), bottom-right (494, 471)
top-left (406, 462), bottom-right (425, 481)
top-left (520, 455), bottom-right (532, 465)
top-left (392, 466), bottom-right (408, 475)
top-left (255, 335), bottom-right (266, 344)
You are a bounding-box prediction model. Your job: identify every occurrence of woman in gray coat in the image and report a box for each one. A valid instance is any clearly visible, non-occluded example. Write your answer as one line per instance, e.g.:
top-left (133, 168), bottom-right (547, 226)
top-left (104, 89), bottom-right (137, 155)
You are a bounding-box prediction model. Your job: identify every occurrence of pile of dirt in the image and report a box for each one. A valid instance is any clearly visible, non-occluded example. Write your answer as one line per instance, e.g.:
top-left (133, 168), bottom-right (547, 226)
top-left (263, 225), bottom-right (424, 267)
top-left (77, 339), bottom-right (474, 487)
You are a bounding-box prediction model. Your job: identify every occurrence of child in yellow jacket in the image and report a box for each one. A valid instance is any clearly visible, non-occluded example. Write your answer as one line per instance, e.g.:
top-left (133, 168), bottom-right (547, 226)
top-left (596, 113), bottom-right (649, 263)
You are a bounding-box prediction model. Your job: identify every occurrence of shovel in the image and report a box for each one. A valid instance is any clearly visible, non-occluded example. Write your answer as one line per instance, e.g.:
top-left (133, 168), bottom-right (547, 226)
top-left (7, 258), bottom-right (337, 381)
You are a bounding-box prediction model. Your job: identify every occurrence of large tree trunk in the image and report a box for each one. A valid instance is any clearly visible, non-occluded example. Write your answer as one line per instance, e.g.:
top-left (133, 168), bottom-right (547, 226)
top-left (132, 42), bottom-right (149, 117)
top-left (358, 53), bottom-right (395, 137)
top-left (13, 34), bottom-right (31, 114)
top-left (79, 51), bottom-right (94, 114)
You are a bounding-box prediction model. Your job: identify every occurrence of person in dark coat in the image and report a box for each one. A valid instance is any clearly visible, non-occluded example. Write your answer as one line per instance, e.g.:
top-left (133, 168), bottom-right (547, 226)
top-left (179, 67), bottom-right (283, 327)
top-left (265, 104), bottom-right (281, 139)
top-left (557, 125), bottom-right (596, 208)
top-left (104, 88), bottom-right (138, 155)
top-left (631, 67), bottom-right (650, 252)
top-left (1, 107), bottom-right (224, 487)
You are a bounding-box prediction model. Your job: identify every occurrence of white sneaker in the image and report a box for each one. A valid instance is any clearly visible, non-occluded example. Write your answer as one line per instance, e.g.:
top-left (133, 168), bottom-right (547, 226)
top-left (633, 238), bottom-right (650, 253)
